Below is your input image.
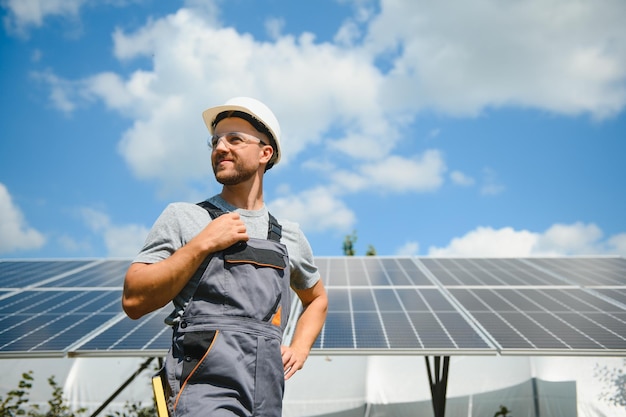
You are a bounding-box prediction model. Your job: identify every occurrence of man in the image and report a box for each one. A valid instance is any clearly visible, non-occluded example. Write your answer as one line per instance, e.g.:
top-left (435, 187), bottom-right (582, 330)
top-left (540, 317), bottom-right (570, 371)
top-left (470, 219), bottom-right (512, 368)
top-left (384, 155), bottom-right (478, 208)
top-left (122, 97), bottom-right (328, 417)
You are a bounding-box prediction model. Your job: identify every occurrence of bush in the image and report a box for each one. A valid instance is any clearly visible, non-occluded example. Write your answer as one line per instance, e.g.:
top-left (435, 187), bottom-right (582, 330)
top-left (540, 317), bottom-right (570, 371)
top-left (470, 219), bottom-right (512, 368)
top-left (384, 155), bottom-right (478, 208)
top-left (0, 370), bottom-right (86, 417)
top-left (595, 359), bottom-right (626, 407)
top-left (0, 371), bottom-right (155, 417)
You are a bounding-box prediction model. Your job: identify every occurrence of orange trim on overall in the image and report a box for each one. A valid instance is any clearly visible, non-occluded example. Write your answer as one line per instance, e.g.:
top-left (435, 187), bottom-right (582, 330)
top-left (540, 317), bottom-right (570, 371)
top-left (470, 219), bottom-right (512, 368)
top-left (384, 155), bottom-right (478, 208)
top-left (224, 259), bottom-right (286, 270)
top-left (271, 305), bottom-right (282, 326)
top-left (173, 330), bottom-right (220, 412)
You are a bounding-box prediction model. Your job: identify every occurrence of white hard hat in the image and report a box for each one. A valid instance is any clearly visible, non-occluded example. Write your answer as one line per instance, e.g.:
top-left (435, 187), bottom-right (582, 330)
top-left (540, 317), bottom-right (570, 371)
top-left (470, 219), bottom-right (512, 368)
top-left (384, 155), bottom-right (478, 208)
top-left (202, 97), bottom-right (281, 169)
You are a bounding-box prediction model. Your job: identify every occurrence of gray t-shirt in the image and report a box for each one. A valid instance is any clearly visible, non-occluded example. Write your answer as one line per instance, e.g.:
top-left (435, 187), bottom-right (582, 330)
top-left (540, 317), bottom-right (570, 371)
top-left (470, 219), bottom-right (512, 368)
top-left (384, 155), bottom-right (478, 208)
top-left (133, 195), bottom-right (320, 323)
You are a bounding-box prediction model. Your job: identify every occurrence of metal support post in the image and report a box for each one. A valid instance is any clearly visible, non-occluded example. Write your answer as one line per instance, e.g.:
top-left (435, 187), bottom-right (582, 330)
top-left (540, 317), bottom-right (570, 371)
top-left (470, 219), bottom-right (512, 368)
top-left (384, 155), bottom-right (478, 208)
top-left (425, 356), bottom-right (450, 417)
top-left (89, 357), bottom-right (157, 417)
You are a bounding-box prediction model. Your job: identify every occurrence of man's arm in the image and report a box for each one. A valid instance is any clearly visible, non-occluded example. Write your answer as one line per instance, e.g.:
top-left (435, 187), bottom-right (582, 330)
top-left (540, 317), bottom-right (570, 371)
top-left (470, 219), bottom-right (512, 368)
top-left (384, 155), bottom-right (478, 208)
top-left (281, 279), bottom-right (328, 380)
top-left (122, 212), bottom-right (249, 319)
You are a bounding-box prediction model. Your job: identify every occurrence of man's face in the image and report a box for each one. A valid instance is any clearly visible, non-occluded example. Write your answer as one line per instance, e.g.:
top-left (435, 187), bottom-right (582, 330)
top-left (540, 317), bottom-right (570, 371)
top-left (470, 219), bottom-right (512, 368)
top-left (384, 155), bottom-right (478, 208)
top-left (211, 117), bottom-right (269, 185)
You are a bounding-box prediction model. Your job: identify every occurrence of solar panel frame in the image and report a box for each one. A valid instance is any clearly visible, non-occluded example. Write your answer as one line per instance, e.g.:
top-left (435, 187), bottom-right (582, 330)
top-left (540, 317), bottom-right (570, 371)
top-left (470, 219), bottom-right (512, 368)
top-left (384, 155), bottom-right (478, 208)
top-left (0, 256), bottom-right (624, 358)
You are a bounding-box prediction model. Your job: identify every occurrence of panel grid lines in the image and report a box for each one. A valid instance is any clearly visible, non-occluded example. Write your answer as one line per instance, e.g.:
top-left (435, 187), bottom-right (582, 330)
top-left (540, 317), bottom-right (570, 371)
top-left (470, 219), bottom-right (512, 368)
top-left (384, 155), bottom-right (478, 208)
top-left (360, 259), bottom-right (391, 349)
top-left (0, 290), bottom-right (122, 355)
top-left (317, 258), bottom-right (494, 353)
top-left (314, 257), bottom-right (626, 355)
top-left (344, 257), bottom-right (357, 350)
top-left (374, 262), bottom-right (425, 349)
top-left (1, 257), bottom-right (625, 358)
top-left (0, 260), bottom-right (96, 288)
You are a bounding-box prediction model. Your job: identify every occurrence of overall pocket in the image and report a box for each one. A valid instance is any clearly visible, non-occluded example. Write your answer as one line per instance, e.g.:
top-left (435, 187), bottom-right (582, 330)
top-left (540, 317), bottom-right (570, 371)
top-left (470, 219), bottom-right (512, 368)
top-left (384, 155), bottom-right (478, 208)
top-left (223, 242), bottom-right (286, 270)
top-left (221, 241), bottom-right (287, 322)
top-left (180, 330), bottom-right (218, 384)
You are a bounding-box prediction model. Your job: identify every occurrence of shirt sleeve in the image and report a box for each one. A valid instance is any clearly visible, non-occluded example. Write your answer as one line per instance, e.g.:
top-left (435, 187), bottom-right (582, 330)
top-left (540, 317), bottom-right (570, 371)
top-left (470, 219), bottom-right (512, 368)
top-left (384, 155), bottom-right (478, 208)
top-left (133, 203), bottom-right (185, 264)
top-left (281, 220), bottom-right (321, 290)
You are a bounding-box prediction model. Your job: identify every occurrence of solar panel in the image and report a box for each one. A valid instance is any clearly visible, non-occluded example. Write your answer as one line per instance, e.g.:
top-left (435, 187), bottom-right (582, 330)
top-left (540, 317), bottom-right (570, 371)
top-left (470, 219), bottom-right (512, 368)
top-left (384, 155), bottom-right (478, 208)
top-left (0, 256), bottom-right (624, 358)
top-left (595, 287), bottom-right (626, 305)
top-left (72, 308), bottom-right (172, 356)
top-left (0, 260), bottom-right (96, 289)
top-left (447, 288), bottom-right (626, 353)
top-left (0, 290), bottom-right (121, 357)
top-left (312, 257), bottom-right (626, 356)
top-left (525, 257), bottom-right (626, 286)
top-left (420, 258), bottom-right (575, 286)
top-left (38, 260), bottom-right (130, 288)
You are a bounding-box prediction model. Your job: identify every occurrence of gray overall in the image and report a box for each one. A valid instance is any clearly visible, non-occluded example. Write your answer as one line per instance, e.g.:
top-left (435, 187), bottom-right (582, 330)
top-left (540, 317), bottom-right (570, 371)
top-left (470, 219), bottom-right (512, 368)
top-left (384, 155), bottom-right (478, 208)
top-left (164, 202), bottom-right (291, 417)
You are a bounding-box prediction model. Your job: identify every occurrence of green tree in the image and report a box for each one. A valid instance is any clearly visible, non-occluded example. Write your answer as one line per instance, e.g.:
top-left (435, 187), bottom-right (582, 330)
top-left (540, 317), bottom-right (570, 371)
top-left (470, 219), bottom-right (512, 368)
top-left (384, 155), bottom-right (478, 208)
top-left (343, 231), bottom-right (357, 256)
top-left (343, 231), bottom-right (376, 256)
top-left (493, 405), bottom-right (511, 417)
top-left (0, 370), bottom-right (33, 417)
top-left (595, 359), bottom-right (626, 407)
top-left (0, 370), bottom-right (158, 417)
top-left (0, 371), bottom-right (87, 417)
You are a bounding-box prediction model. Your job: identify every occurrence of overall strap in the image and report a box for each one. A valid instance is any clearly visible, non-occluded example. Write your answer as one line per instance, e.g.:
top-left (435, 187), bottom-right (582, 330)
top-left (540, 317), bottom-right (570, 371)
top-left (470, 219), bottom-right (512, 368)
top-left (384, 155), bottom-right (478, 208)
top-left (197, 201), bottom-right (225, 220)
top-left (267, 213), bottom-right (282, 242)
top-left (196, 201), bottom-right (282, 242)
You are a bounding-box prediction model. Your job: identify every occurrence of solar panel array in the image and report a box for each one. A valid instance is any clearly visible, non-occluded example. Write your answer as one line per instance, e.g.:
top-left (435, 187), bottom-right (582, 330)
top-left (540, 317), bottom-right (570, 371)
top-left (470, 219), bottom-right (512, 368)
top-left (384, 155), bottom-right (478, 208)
top-left (1, 257), bottom-right (625, 358)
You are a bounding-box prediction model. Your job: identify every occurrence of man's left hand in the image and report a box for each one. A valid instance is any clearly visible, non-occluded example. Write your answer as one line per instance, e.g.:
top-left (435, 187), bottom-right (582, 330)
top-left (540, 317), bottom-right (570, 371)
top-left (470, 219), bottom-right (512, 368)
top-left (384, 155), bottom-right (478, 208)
top-left (281, 345), bottom-right (308, 380)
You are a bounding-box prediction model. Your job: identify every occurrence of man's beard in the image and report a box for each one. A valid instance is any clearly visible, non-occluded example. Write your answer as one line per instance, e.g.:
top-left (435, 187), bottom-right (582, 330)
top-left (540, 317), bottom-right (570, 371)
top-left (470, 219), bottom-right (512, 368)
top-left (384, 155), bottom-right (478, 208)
top-left (213, 160), bottom-right (257, 185)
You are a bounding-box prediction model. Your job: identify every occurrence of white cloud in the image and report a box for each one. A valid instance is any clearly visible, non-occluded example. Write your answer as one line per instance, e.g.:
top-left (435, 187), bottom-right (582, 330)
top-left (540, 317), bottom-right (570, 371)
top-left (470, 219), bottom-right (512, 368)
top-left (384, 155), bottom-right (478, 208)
top-left (269, 186), bottom-right (356, 234)
top-left (30, 48), bottom-right (42, 62)
top-left (534, 222), bottom-right (605, 255)
top-left (450, 170), bottom-right (475, 186)
top-left (57, 234), bottom-right (91, 254)
top-left (103, 224), bottom-right (150, 258)
top-left (428, 226), bottom-right (537, 258)
top-left (607, 233), bottom-right (626, 255)
top-left (396, 241), bottom-right (420, 257)
top-left (428, 128), bottom-right (441, 139)
top-left (3, 0), bottom-right (85, 34)
top-left (332, 150), bottom-right (446, 194)
top-left (27, 1), bottom-right (626, 198)
top-left (365, 0), bottom-right (626, 119)
top-left (333, 0), bottom-right (374, 47)
top-left (334, 19), bottom-right (361, 47)
top-left (265, 17), bottom-right (285, 40)
top-left (428, 222), bottom-right (626, 257)
top-left (0, 183), bottom-right (45, 253)
top-left (19, 0), bottom-right (626, 234)
top-left (79, 207), bottom-right (110, 231)
top-left (79, 207), bottom-right (149, 258)
top-left (329, 131), bottom-right (397, 161)
top-left (41, 8), bottom-right (389, 194)
top-left (17, 0), bottom-right (626, 127)
top-left (480, 167), bottom-right (505, 195)
top-left (31, 70), bottom-right (77, 113)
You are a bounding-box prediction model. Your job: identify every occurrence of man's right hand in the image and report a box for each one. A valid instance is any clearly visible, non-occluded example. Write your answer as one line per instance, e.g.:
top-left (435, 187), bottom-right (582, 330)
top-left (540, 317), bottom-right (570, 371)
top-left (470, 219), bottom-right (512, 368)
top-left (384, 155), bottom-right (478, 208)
top-left (122, 212), bottom-right (248, 319)
top-left (194, 212), bottom-right (249, 253)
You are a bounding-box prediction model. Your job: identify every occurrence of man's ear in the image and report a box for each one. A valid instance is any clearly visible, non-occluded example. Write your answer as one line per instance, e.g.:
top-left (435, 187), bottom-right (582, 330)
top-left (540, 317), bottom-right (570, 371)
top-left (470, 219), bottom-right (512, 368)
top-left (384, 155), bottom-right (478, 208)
top-left (260, 144), bottom-right (274, 165)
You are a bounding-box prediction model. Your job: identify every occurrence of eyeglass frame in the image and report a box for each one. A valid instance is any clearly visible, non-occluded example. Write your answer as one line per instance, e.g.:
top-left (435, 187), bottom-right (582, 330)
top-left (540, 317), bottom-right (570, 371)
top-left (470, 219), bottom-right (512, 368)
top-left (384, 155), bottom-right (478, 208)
top-left (208, 131), bottom-right (269, 150)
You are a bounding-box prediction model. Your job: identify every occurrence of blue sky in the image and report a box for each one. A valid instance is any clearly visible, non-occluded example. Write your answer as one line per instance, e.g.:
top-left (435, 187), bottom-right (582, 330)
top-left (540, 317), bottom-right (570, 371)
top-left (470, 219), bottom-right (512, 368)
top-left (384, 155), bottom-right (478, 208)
top-left (1, 0), bottom-right (625, 259)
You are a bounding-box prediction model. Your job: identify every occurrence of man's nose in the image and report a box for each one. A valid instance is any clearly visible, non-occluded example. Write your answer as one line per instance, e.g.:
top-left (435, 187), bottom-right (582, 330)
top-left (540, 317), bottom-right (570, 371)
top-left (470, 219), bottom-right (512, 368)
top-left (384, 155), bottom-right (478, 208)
top-left (213, 136), bottom-right (229, 151)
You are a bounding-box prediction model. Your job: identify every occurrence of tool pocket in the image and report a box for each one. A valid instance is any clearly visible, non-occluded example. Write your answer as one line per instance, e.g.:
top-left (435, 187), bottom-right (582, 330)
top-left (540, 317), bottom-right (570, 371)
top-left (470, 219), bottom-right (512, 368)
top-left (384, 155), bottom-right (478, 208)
top-left (180, 330), bottom-right (218, 383)
top-left (223, 243), bottom-right (286, 270)
top-left (220, 240), bottom-right (288, 322)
